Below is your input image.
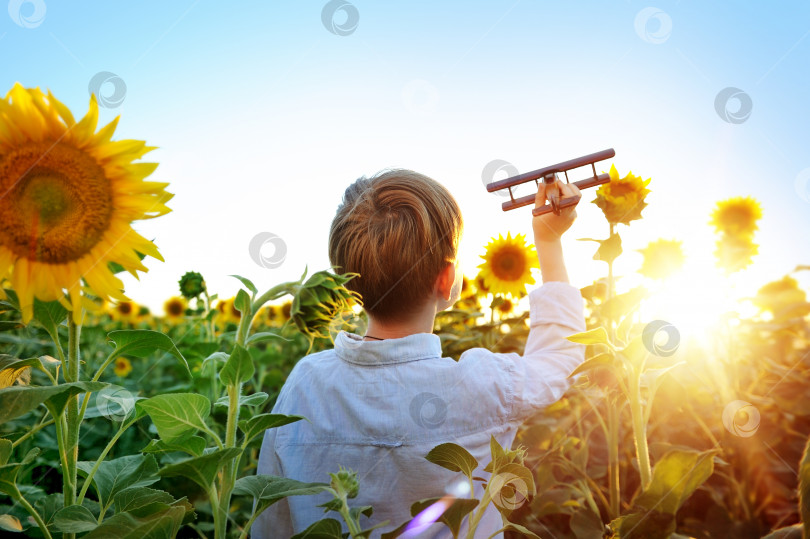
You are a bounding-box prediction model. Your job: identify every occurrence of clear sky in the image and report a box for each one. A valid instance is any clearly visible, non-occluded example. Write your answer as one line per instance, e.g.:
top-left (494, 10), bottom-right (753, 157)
top-left (3, 0), bottom-right (810, 317)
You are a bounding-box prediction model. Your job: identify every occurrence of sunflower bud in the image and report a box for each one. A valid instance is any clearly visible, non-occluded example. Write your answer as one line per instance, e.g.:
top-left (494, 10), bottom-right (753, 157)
top-left (290, 270), bottom-right (361, 342)
top-left (329, 466), bottom-right (360, 499)
top-left (178, 271), bottom-right (207, 300)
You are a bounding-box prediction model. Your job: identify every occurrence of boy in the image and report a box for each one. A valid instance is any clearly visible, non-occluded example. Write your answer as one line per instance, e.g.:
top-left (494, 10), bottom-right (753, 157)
top-left (254, 169), bottom-right (586, 538)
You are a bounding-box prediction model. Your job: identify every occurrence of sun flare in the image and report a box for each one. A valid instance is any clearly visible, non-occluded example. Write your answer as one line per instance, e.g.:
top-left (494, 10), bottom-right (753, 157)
top-left (637, 261), bottom-right (758, 350)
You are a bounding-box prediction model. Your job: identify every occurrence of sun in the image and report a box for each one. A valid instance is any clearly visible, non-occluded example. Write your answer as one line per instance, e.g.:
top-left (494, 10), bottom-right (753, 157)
top-left (0, 83), bottom-right (173, 325)
top-left (637, 259), bottom-right (758, 352)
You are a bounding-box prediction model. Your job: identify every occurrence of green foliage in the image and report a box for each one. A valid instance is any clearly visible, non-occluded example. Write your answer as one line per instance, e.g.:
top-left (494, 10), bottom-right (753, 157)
top-left (158, 448), bottom-right (243, 491)
top-left (219, 344), bottom-right (254, 386)
top-left (1, 241), bottom-right (808, 539)
top-left (0, 381), bottom-right (106, 422)
top-left (137, 393), bottom-right (212, 442)
top-left (106, 330), bottom-right (190, 377)
top-left (76, 454), bottom-right (160, 514)
top-left (633, 449), bottom-right (718, 515)
top-left (238, 414), bottom-right (305, 447)
top-left (234, 474), bottom-right (331, 528)
top-left (425, 443), bottom-right (479, 479)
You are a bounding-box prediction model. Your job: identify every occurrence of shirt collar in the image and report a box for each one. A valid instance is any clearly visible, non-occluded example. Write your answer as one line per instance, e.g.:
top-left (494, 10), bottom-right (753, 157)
top-left (334, 330), bottom-right (443, 366)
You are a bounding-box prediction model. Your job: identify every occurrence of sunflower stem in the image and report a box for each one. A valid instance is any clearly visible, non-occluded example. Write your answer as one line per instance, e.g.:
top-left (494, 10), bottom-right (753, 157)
top-left (77, 413), bottom-right (139, 504)
top-left (238, 511), bottom-right (261, 539)
top-left (604, 222), bottom-right (621, 519)
top-left (211, 281), bottom-right (298, 538)
top-left (13, 487), bottom-right (52, 539)
top-left (249, 281), bottom-right (300, 327)
top-left (215, 289), bottom-right (258, 538)
top-left (629, 360), bottom-right (652, 490)
top-left (65, 315), bottom-right (82, 521)
top-left (607, 399), bottom-right (620, 519)
top-left (606, 223), bottom-right (616, 341)
top-left (204, 290), bottom-right (215, 341)
top-left (465, 483), bottom-right (493, 539)
top-left (91, 353), bottom-right (118, 382)
top-left (52, 330), bottom-right (67, 365)
top-left (11, 416), bottom-right (55, 449)
top-left (53, 415), bottom-right (72, 507)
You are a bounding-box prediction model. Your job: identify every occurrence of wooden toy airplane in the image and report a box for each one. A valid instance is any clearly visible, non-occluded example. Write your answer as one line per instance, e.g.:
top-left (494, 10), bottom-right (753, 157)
top-left (485, 148), bottom-right (616, 216)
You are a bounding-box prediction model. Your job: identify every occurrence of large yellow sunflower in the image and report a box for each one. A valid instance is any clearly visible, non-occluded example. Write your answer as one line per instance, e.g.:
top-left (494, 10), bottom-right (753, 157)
top-left (637, 239), bottom-right (685, 280)
top-left (0, 84), bottom-right (173, 325)
top-left (477, 232), bottom-right (539, 298)
top-left (592, 164), bottom-right (651, 225)
top-left (709, 196), bottom-right (762, 237)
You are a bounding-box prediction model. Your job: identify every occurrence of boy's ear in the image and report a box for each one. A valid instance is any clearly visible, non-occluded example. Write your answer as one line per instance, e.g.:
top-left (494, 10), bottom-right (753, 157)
top-left (435, 262), bottom-right (456, 301)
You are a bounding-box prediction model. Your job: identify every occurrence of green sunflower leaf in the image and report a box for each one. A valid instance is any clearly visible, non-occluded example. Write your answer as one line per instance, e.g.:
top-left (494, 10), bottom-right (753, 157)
top-left (136, 393), bottom-right (211, 442)
top-left (158, 448), bottom-right (242, 491)
top-left (76, 454), bottom-right (160, 514)
top-left (219, 344), bottom-right (254, 386)
top-left (425, 443), bottom-right (478, 480)
top-left (106, 330), bottom-right (190, 377)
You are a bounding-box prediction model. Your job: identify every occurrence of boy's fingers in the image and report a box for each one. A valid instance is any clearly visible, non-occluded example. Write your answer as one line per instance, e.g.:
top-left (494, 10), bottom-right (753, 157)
top-left (559, 181), bottom-right (582, 207)
top-left (534, 182), bottom-right (548, 208)
top-left (535, 179), bottom-right (582, 212)
top-left (559, 181), bottom-right (579, 197)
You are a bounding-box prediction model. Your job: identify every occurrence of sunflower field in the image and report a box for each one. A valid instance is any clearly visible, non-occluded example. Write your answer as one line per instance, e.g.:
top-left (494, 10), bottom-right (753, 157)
top-left (0, 85), bottom-right (809, 539)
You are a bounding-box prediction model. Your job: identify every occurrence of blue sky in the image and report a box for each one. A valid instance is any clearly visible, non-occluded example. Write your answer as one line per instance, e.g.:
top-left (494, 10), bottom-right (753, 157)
top-left (3, 0), bottom-right (810, 317)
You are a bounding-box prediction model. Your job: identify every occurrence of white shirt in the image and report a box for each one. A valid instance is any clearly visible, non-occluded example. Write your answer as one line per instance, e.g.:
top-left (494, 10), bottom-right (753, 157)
top-left (253, 280), bottom-right (586, 538)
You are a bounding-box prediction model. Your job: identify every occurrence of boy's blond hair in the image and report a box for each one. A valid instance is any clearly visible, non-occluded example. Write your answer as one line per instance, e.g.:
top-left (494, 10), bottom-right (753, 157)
top-left (328, 169), bottom-right (463, 323)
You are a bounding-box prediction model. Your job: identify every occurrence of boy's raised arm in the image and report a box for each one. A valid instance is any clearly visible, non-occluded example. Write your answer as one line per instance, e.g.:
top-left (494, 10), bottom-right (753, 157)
top-left (502, 179), bottom-right (588, 421)
top-left (532, 177), bottom-right (580, 284)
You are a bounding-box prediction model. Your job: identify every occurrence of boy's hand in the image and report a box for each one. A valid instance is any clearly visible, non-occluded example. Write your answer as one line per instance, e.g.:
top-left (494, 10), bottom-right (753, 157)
top-left (532, 179), bottom-right (581, 243)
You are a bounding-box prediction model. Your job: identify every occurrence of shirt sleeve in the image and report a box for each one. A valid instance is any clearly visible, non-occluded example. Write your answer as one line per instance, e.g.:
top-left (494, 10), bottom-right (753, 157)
top-left (490, 280), bottom-right (587, 422)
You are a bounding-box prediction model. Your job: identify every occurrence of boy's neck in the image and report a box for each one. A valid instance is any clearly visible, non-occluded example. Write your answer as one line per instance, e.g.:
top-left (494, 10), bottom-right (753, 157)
top-left (363, 302), bottom-right (437, 340)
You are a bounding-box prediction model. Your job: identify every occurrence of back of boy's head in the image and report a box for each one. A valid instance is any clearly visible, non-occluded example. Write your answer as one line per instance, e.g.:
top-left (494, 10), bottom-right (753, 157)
top-left (328, 169), bottom-right (463, 323)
